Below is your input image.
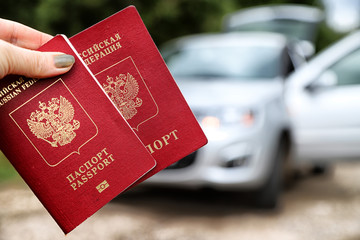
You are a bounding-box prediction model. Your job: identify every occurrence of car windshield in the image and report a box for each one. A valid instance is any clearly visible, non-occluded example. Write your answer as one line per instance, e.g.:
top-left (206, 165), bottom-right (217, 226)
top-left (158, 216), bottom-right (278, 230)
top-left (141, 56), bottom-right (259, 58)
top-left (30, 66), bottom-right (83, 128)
top-left (230, 20), bottom-right (315, 42)
top-left (164, 45), bottom-right (282, 79)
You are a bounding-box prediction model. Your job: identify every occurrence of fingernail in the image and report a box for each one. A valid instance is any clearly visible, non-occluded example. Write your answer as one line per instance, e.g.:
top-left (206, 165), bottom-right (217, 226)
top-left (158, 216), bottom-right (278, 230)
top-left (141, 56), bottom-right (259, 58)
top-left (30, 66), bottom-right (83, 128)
top-left (54, 54), bottom-right (75, 68)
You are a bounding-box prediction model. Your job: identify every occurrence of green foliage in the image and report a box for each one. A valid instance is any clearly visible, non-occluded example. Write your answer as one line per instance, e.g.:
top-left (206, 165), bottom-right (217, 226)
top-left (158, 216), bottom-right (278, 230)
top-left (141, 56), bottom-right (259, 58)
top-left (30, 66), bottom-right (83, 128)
top-left (0, 152), bottom-right (18, 182)
top-left (0, 1), bottom-right (345, 54)
top-left (315, 22), bottom-right (346, 53)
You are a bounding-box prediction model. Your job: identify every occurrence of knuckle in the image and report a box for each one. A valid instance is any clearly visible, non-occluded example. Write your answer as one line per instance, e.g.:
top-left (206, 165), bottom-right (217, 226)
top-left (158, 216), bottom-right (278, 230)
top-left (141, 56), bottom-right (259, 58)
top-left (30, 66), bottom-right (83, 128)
top-left (24, 51), bottom-right (51, 78)
top-left (29, 53), bottom-right (48, 77)
top-left (0, 40), bottom-right (14, 78)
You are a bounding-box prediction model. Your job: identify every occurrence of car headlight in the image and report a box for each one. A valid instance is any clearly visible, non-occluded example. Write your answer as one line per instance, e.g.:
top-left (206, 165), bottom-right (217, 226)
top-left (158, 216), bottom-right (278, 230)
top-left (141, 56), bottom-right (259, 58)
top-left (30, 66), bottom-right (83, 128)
top-left (195, 107), bottom-right (257, 129)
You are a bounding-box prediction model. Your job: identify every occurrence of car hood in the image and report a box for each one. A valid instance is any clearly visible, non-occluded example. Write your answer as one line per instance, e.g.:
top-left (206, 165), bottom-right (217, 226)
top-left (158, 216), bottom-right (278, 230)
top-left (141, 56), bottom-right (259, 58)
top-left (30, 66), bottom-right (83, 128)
top-left (175, 77), bottom-right (284, 109)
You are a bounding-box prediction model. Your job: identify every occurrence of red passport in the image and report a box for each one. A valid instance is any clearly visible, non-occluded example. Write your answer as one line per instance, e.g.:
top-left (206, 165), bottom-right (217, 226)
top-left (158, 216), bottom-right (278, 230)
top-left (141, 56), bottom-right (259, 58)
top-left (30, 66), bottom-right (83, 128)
top-left (70, 6), bottom-right (207, 181)
top-left (0, 35), bottom-right (156, 233)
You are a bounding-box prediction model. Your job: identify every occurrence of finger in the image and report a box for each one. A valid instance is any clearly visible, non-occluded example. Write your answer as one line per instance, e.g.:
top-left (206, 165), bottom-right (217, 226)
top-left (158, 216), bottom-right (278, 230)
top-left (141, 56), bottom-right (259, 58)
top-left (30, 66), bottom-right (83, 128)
top-left (0, 18), bottom-right (53, 50)
top-left (0, 40), bottom-right (75, 79)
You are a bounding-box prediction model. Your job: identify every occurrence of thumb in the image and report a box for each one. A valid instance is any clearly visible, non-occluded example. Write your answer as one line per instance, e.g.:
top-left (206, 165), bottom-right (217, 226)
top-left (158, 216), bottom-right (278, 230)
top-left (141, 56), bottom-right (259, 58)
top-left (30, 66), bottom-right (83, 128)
top-left (0, 40), bottom-right (75, 79)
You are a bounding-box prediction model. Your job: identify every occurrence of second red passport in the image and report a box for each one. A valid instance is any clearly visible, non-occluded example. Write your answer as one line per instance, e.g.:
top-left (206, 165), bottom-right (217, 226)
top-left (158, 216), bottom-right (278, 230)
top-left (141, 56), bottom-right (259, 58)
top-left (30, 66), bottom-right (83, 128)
top-left (0, 35), bottom-right (156, 233)
top-left (70, 6), bottom-right (208, 182)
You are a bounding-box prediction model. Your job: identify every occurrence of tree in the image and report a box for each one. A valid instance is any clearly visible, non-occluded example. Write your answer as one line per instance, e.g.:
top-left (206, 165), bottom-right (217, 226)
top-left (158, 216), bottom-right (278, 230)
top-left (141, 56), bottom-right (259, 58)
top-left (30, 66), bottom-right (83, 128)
top-left (0, 0), bottom-right (339, 50)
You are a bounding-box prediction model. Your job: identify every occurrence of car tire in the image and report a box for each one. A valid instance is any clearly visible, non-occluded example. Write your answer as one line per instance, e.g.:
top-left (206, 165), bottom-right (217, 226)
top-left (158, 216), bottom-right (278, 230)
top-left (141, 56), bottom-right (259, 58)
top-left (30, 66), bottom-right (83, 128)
top-left (254, 138), bottom-right (288, 209)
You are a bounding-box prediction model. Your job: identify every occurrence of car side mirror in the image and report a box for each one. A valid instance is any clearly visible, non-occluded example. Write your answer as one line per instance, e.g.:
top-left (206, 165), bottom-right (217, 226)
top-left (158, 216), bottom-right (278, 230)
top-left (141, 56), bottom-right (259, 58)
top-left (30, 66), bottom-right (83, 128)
top-left (305, 70), bottom-right (338, 93)
top-left (295, 40), bottom-right (315, 59)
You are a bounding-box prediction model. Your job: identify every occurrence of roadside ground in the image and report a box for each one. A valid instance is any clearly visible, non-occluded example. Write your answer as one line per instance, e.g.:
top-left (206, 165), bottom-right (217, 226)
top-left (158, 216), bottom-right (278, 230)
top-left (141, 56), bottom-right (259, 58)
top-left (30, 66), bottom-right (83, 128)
top-left (0, 161), bottom-right (359, 240)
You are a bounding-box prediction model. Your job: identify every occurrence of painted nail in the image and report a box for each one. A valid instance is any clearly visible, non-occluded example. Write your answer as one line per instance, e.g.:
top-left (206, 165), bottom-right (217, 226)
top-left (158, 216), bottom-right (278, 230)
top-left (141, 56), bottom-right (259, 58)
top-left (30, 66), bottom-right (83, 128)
top-left (54, 54), bottom-right (75, 68)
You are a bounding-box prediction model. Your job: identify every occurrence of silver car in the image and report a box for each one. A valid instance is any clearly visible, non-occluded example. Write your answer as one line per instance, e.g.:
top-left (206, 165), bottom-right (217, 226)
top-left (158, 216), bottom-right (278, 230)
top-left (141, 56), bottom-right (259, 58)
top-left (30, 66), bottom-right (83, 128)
top-left (286, 30), bottom-right (360, 164)
top-left (145, 32), bottom-right (304, 208)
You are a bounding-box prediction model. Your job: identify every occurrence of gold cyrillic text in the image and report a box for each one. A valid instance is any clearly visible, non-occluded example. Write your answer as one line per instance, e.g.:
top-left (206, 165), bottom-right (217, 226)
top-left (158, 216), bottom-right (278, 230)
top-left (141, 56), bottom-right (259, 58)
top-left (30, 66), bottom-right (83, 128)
top-left (79, 33), bottom-right (122, 66)
top-left (145, 129), bottom-right (179, 154)
top-left (66, 147), bottom-right (115, 191)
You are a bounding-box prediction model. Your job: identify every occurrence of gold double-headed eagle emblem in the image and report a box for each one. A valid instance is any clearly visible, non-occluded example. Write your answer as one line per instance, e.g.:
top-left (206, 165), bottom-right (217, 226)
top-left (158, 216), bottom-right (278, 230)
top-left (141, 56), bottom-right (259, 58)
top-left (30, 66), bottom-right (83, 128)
top-left (27, 96), bottom-right (80, 147)
top-left (102, 73), bottom-right (142, 120)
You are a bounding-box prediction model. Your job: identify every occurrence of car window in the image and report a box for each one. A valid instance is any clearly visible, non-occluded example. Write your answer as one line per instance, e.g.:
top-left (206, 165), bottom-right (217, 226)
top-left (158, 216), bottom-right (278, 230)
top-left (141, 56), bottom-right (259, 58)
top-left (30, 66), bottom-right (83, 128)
top-left (229, 20), bottom-right (314, 42)
top-left (329, 48), bottom-right (360, 86)
top-left (164, 46), bottom-right (282, 79)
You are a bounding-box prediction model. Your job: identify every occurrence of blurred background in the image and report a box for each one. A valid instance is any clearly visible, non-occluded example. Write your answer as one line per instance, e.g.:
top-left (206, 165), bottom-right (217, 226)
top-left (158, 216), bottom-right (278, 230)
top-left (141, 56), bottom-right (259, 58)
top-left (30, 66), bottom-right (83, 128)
top-left (1, 0), bottom-right (360, 239)
top-left (0, 0), bottom-right (348, 50)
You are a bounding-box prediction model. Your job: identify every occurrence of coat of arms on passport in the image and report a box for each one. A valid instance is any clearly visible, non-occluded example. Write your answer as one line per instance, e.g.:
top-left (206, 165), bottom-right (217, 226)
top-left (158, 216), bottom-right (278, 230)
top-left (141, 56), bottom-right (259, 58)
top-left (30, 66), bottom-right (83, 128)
top-left (10, 79), bottom-right (98, 167)
top-left (95, 57), bottom-right (158, 131)
top-left (27, 96), bottom-right (80, 147)
top-left (103, 73), bottom-right (142, 120)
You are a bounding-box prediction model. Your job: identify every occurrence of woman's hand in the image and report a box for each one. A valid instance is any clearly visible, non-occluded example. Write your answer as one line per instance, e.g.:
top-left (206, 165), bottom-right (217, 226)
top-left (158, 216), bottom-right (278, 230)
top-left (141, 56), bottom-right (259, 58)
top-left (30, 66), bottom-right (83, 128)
top-left (0, 18), bottom-right (74, 79)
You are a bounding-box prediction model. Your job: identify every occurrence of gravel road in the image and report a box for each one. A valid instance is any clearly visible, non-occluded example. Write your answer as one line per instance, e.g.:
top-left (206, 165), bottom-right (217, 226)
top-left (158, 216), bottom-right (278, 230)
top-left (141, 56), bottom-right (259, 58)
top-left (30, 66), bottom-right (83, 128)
top-left (0, 161), bottom-right (359, 240)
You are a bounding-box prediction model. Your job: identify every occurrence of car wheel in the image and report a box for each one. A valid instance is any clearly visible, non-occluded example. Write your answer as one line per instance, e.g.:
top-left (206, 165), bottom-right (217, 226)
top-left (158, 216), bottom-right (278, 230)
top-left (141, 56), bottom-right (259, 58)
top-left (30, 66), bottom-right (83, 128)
top-left (254, 138), bottom-right (288, 209)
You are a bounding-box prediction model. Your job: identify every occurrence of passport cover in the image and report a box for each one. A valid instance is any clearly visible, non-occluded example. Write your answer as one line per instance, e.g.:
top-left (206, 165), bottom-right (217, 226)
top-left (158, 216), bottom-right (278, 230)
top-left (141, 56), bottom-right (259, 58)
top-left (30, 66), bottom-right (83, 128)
top-left (0, 35), bottom-right (156, 233)
top-left (70, 6), bottom-right (207, 182)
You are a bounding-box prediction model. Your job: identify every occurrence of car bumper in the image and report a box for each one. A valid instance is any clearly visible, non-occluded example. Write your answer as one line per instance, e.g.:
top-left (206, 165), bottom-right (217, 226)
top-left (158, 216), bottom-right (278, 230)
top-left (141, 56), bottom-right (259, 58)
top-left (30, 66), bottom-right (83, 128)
top-left (144, 126), bottom-right (277, 191)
